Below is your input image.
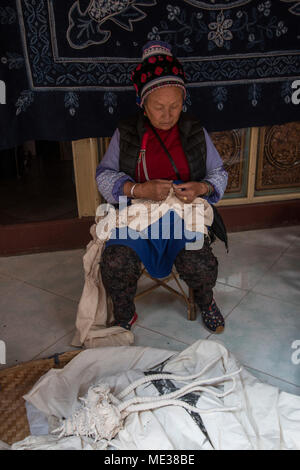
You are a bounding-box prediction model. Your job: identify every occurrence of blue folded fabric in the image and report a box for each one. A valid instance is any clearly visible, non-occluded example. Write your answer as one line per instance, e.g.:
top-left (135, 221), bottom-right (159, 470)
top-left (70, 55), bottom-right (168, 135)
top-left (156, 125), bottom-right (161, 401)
top-left (105, 208), bottom-right (203, 279)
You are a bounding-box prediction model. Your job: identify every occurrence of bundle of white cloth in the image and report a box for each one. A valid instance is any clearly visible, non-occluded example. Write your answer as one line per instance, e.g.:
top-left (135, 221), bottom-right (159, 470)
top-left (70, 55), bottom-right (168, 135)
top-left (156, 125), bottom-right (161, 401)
top-left (4, 339), bottom-right (300, 450)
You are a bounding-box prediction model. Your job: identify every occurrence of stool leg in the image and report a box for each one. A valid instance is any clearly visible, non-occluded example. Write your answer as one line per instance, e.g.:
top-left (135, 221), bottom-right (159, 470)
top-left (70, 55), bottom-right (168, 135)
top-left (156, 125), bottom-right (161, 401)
top-left (188, 287), bottom-right (196, 321)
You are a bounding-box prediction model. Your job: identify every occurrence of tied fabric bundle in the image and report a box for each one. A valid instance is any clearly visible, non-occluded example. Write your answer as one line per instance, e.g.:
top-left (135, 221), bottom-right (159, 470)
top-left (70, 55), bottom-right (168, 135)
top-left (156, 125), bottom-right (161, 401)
top-left (11, 340), bottom-right (300, 450)
top-left (53, 355), bottom-right (241, 445)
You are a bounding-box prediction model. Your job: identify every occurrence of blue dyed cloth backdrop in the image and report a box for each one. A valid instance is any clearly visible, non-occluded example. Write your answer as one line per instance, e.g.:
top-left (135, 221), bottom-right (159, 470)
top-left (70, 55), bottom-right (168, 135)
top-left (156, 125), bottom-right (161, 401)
top-left (0, 0), bottom-right (299, 150)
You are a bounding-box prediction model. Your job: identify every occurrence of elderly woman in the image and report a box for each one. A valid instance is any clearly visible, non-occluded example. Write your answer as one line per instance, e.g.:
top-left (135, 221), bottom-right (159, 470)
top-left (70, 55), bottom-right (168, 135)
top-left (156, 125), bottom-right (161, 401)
top-left (96, 41), bottom-right (228, 334)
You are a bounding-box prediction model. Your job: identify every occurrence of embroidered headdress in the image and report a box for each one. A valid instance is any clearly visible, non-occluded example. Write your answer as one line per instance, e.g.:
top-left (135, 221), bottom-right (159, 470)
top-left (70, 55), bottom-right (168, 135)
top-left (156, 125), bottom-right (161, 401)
top-left (131, 41), bottom-right (186, 107)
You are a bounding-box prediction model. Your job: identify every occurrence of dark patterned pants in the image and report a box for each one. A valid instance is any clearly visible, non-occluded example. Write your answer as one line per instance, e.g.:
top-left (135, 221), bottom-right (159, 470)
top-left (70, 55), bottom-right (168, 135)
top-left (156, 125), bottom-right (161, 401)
top-left (100, 237), bottom-right (218, 324)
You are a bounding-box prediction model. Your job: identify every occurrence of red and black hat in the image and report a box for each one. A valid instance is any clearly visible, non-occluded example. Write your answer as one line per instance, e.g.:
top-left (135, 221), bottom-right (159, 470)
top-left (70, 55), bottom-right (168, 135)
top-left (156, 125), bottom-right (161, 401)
top-left (131, 41), bottom-right (187, 107)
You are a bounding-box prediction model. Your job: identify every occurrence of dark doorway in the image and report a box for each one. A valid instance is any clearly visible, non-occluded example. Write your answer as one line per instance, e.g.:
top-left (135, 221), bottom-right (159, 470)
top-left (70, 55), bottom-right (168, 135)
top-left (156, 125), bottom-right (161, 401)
top-left (0, 140), bottom-right (78, 225)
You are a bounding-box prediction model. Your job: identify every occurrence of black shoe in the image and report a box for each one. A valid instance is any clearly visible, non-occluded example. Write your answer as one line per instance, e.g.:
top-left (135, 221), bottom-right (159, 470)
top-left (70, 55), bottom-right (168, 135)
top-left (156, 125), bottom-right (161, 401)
top-left (201, 300), bottom-right (225, 333)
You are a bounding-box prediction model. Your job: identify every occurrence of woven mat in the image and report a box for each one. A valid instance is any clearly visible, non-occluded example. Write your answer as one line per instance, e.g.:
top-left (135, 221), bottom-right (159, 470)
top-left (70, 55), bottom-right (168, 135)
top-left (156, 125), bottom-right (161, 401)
top-left (0, 350), bottom-right (81, 446)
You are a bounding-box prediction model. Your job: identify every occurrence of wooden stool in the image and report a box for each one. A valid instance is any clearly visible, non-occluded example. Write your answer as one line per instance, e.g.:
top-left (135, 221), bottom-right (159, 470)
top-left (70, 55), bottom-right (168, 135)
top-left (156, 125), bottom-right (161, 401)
top-left (135, 266), bottom-right (197, 321)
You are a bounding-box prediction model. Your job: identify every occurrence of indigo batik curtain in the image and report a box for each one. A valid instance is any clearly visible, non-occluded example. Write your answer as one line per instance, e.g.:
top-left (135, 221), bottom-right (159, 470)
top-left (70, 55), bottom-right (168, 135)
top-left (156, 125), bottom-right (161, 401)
top-left (0, 0), bottom-right (299, 150)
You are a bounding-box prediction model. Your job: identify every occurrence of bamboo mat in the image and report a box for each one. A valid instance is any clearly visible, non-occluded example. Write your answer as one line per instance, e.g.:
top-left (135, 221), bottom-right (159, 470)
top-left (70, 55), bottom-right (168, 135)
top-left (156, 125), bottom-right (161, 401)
top-left (0, 350), bottom-right (81, 446)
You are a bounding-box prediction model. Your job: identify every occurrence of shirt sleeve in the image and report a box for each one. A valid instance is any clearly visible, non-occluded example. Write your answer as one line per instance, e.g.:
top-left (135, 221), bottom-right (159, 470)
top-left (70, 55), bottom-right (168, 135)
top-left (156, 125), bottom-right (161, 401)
top-left (95, 129), bottom-right (134, 204)
top-left (202, 127), bottom-right (228, 204)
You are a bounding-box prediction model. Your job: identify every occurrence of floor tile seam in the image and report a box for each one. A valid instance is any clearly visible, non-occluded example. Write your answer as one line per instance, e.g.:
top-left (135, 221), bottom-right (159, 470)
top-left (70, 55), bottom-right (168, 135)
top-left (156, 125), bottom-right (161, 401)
top-left (135, 324), bottom-right (203, 345)
top-left (206, 285), bottom-right (300, 340)
top-left (217, 238), bottom-right (292, 254)
top-left (215, 280), bottom-right (250, 293)
top-left (200, 287), bottom-right (251, 334)
top-left (219, 282), bottom-right (300, 310)
top-left (1, 275), bottom-right (81, 305)
top-left (1, 322), bottom-right (75, 342)
top-left (0, 270), bottom-right (37, 284)
top-left (224, 240), bottom-right (293, 252)
top-left (0, 269), bottom-right (21, 281)
top-left (215, 246), bottom-right (295, 292)
top-left (283, 231), bottom-right (300, 250)
top-left (0, 254), bottom-right (84, 280)
top-left (197, 290), bottom-right (250, 322)
top-left (244, 364), bottom-right (300, 389)
top-left (283, 251), bottom-right (300, 259)
top-left (248, 244), bottom-right (296, 293)
top-left (227, 226), bottom-right (300, 240)
top-left (277, 241), bottom-right (300, 256)
top-left (24, 282), bottom-right (81, 304)
top-left (29, 328), bottom-right (78, 362)
top-left (222, 289), bottom-right (251, 320)
top-left (248, 287), bottom-right (300, 309)
top-left (45, 325), bottom-right (299, 390)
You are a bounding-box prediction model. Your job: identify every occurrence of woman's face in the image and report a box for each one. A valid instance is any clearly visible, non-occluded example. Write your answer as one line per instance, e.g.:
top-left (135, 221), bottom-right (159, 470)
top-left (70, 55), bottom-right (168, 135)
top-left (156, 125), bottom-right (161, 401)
top-left (144, 86), bottom-right (184, 130)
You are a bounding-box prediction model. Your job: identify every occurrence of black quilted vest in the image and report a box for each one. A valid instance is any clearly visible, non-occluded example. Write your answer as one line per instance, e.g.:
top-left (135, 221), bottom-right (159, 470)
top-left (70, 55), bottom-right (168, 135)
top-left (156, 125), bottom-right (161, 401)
top-left (117, 111), bottom-right (228, 250)
top-left (118, 111), bottom-right (207, 182)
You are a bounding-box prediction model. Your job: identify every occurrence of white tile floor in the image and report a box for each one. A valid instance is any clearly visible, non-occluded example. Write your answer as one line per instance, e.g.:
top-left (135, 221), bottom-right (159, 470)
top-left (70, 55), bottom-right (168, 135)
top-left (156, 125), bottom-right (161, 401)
top-left (0, 225), bottom-right (300, 396)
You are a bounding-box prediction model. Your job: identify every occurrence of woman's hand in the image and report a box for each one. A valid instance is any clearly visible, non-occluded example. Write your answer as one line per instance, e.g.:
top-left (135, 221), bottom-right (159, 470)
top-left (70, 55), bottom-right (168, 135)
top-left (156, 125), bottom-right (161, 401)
top-left (173, 181), bottom-right (209, 203)
top-left (124, 180), bottom-right (173, 201)
top-left (135, 179), bottom-right (173, 201)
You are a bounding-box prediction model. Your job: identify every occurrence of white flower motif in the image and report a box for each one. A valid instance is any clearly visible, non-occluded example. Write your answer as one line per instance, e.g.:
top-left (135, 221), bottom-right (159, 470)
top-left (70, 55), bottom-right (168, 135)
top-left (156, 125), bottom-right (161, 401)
top-left (258, 3), bottom-right (264, 12)
top-left (148, 26), bottom-right (161, 40)
top-left (167, 4), bottom-right (180, 21)
top-left (258, 1), bottom-right (271, 15)
top-left (276, 20), bottom-right (288, 37)
top-left (208, 11), bottom-right (233, 48)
